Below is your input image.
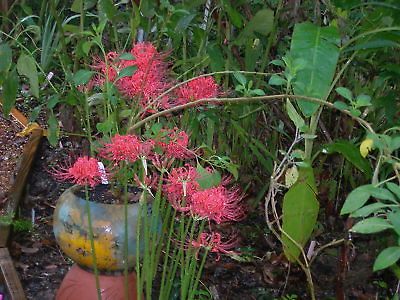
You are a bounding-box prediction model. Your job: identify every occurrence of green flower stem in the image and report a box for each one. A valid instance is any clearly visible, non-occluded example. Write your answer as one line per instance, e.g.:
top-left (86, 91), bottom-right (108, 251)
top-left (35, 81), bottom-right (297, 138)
top-left (189, 247), bottom-right (209, 300)
top-left (142, 191), bottom-right (152, 298)
top-left (149, 173), bottom-right (165, 278)
top-left (159, 208), bottom-right (177, 298)
top-left (83, 93), bottom-right (94, 155)
top-left (135, 194), bottom-right (144, 300)
top-left (84, 186), bottom-right (102, 300)
top-left (181, 218), bottom-right (200, 300)
top-left (128, 94), bottom-right (374, 134)
top-left (122, 164), bottom-right (129, 300)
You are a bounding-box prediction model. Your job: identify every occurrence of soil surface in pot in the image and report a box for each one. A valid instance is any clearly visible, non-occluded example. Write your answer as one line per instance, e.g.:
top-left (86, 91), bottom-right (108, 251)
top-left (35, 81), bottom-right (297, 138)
top-left (5, 138), bottom-right (398, 299)
top-left (74, 184), bottom-right (142, 204)
top-left (0, 111), bottom-right (28, 211)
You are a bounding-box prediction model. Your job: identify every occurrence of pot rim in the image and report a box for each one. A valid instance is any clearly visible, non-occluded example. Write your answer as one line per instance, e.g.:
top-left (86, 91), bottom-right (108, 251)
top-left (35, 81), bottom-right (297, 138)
top-left (64, 184), bottom-right (152, 207)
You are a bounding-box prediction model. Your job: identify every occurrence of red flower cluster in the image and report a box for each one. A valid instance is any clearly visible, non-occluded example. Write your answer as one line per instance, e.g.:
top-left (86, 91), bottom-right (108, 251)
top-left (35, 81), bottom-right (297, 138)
top-left (86, 43), bottom-right (221, 114)
top-left (164, 167), bottom-right (245, 224)
top-left (190, 186), bottom-right (245, 224)
top-left (100, 134), bottom-right (153, 165)
top-left (158, 127), bottom-right (192, 159)
top-left (90, 43), bottom-right (170, 112)
top-left (52, 156), bottom-right (102, 187)
top-left (191, 231), bottom-right (238, 261)
top-left (163, 165), bottom-right (199, 210)
top-left (176, 76), bottom-right (219, 105)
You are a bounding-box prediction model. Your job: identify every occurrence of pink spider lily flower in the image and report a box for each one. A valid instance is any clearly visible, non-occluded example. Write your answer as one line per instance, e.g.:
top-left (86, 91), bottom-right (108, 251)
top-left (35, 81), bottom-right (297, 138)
top-left (175, 76), bottom-right (219, 105)
top-left (191, 231), bottom-right (238, 261)
top-left (189, 185), bottom-right (246, 224)
top-left (100, 134), bottom-right (143, 165)
top-left (158, 128), bottom-right (192, 159)
top-left (116, 43), bottom-right (171, 111)
top-left (52, 156), bottom-right (103, 187)
top-left (90, 52), bottom-right (119, 87)
top-left (88, 43), bottom-right (171, 112)
top-left (163, 165), bottom-right (200, 210)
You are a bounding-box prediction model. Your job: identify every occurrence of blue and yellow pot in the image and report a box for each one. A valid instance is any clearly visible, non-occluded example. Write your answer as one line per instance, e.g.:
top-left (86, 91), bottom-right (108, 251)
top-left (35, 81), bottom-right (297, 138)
top-left (53, 185), bottom-right (147, 272)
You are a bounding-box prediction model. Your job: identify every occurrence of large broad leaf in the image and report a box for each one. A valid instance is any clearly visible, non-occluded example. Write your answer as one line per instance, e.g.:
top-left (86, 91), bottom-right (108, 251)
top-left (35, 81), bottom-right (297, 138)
top-left (17, 54), bottom-right (39, 98)
top-left (2, 68), bottom-right (19, 116)
top-left (289, 22), bottom-right (340, 116)
top-left (323, 140), bottom-right (372, 178)
top-left (235, 9), bottom-right (274, 46)
top-left (282, 165), bottom-right (319, 262)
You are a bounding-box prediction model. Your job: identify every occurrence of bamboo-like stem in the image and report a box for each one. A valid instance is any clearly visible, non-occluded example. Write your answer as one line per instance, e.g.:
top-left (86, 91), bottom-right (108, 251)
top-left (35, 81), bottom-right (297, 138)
top-left (128, 94), bottom-right (374, 134)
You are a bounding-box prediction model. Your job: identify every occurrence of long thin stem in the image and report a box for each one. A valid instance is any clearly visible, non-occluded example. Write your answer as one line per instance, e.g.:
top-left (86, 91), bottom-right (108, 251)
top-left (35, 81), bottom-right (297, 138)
top-left (122, 165), bottom-right (129, 300)
top-left (128, 94), bottom-right (374, 134)
top-left (84, 186), bottom-right (102, 300)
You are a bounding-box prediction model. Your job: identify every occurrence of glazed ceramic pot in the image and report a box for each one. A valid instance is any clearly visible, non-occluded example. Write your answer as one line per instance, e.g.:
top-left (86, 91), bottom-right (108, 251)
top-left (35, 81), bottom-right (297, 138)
top-left (53, 184), bottom-right (148, 272)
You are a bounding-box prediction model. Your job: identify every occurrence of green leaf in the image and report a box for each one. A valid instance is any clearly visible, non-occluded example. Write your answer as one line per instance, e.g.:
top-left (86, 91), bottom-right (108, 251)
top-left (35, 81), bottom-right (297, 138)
top-left (387, 183), bottom-right (400, 199)
top-left (17, 54), bottom-right (39, 98)
top-left (333, 101), bottom-right (349, 110)
top-left (390, 137), bottom-right (400, 152)
top-left (340, 184), bottom-right (374, 215)
top-left (233, 72), bottom-right (247, 86)
top-left (82, 41), bottom-right (93, 56)
top-left (118, 53), bottom-right (135, 60)
top-left (176, 13), bottom-right (196, 34)
top-left (47, 112), bottom-right (59, 146)
top-left (350, 203), bottom-right (389, 218)
top-left (335, 87), bottom-right (353, 101)
top-left (2, 68), bottom-right (18, 116)
top-left (286, 99), bottom-right (305, 130)
top-left (270, 59), bottom-right (285, 67)
top-left (268, 74), bottom-right (286, 86)
top-left (207, 44), bottom-right (224, 72)
top-left (350, 217), bottom-right (393, 234)
top-left (356, 94), bottom-right (371, 107)
top-left (388, 211), bottom-right (400, 236)
top-left (323, 140), bottom-right (372, 177)
top-left (289, 22), bottom-right (340, 116)
top-left (196, 164), bottom-right (221, 190)
top-left (47, 95), bottom-right (60, 109)
top-left (350, 108), bottom-right (361, 117)
top-left (373, 247), bottom-right (400, 271)
top-left (116, 65), bottom-right (138, 80)
top-left (96, 118), bottom-right (114, 134)
top-left (235, 9), bottom-right (274, 45)
top-left (282, 166), bottom-right (319, 262)
top-left (73, 69), bottom-right (95, 86)
top-left (0, 43), bottom-right (12, 72)
top-left (370, 188), bottom-right (396, 202)
top-left (99, 0), bottom-right (118, 21)
top-left (221, 0), bottom-right (243, 28)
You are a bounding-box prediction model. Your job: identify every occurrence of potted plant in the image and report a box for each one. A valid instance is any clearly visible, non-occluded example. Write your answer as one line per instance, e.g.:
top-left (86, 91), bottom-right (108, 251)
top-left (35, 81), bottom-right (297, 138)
top-left (50, 42), bottom-right (245, 300)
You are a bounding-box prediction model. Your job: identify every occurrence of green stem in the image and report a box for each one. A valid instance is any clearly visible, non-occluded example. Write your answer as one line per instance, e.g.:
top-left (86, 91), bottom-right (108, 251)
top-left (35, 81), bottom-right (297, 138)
top-left (159, 208), bottom-right (177, 298)
top-left (83, 93), bottom-right (94, 155)
top-left (122, 166), bottom-right (129, 300)
top-left (84, 186), bottom-right (102, 300)
top-left (135, 195), bottom-right (144, 300)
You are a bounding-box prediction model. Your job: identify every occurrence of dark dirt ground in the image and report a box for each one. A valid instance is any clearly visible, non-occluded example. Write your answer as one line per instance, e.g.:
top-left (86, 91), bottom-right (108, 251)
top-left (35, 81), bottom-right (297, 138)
top-left (0, 111), bottom-right (28, 207)
top-left (1, 125), bottom-right (398, 299)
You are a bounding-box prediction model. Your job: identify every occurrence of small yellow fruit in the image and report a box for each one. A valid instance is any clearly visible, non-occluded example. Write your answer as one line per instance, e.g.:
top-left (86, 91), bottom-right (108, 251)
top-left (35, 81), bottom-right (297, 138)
top-left (360, 138), bottom-right (374, 158)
